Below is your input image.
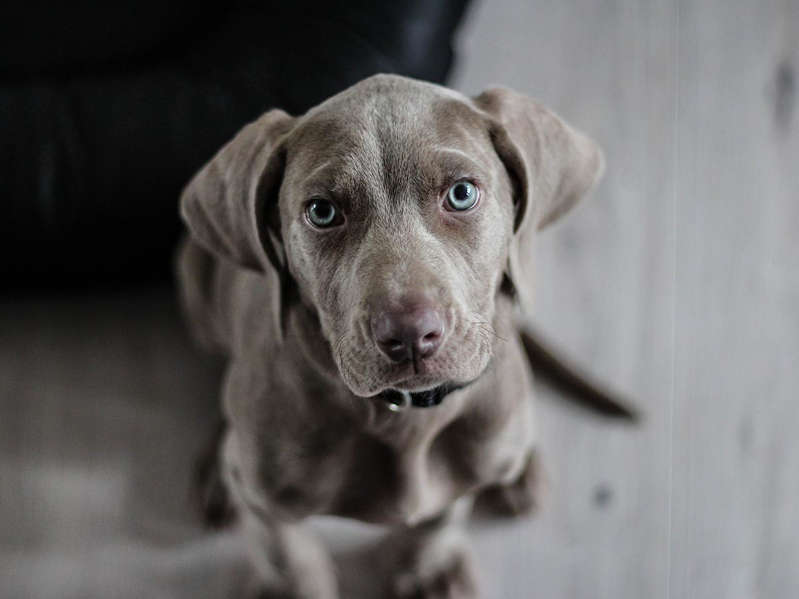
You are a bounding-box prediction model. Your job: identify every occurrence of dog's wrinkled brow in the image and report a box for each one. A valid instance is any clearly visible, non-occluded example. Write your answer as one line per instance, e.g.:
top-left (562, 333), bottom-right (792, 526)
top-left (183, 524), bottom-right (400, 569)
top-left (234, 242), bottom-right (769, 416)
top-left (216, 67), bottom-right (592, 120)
top-left (429, 149), bottom-right (488, 185)
top-left (299, 162), bottom-right (342, 198)
top-left (300, 147), bottom-right (487, 191)
top-left (298, 162), bottom-right (375, 209)
top-left (302, 160), bottom-right (334, 186)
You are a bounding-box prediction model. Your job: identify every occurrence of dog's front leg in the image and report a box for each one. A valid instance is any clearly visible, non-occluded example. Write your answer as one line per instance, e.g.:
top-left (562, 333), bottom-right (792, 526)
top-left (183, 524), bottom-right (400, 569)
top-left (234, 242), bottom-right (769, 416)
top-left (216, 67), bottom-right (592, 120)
top-left (241, 510), bottom-right (338, 599)
top-left (474, 447), bottom-right (543, 517)
top-left (221, 431), bottom-right (338, 599)
top-left (380, 497), bottom-right (479, 599)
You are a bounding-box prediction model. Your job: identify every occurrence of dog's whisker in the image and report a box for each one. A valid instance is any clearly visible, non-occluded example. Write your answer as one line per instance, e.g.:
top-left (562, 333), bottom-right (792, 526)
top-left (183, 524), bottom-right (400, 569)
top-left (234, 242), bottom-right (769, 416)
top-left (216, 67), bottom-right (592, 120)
top-left (468, 316), bottom-right (506, 344)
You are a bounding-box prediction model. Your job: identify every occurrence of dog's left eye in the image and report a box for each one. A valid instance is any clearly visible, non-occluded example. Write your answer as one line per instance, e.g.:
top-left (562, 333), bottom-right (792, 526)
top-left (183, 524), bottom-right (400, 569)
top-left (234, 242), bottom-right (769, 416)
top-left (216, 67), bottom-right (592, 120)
top-left (306, 199), bottom-right (343, 228)
top-left (445, 181), bottom-right (479, 211)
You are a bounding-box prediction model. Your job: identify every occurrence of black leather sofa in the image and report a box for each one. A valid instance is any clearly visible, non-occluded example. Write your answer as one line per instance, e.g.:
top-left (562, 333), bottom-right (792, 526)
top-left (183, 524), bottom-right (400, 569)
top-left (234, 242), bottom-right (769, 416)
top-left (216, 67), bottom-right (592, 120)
top-left (1, 0), bottom-right (470, 288)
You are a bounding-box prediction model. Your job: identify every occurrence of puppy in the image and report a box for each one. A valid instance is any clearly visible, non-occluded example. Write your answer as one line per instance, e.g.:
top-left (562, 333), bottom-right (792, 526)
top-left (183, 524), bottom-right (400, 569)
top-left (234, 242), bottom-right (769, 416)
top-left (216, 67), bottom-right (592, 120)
top-left (178, 74), bottom-right (605, 598)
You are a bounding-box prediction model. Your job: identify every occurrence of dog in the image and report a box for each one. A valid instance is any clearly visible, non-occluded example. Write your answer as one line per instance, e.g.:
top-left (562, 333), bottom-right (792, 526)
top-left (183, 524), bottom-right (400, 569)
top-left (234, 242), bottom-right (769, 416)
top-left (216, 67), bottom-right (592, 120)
top-left (177, 73), bottom-right (616, 598)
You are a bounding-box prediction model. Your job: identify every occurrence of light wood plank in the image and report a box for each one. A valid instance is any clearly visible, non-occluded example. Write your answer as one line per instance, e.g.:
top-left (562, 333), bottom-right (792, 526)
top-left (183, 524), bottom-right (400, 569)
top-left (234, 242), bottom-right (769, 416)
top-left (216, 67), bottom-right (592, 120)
top-left (454, 0), bottom-right (799, 597)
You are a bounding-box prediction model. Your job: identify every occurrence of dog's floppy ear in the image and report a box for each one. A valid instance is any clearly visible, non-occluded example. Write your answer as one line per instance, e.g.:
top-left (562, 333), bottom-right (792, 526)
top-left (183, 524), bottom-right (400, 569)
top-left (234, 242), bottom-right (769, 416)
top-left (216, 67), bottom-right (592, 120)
top-left (473, 87), bottom-right (605, 315)
top-left (180, 109), bottom-right (295, 273)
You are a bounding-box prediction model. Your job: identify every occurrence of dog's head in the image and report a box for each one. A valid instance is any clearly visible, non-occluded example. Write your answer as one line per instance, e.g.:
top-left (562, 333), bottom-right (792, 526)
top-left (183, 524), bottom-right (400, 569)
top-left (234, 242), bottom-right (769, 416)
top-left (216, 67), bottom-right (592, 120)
top-left (181, 74), bottom-right (603, 400)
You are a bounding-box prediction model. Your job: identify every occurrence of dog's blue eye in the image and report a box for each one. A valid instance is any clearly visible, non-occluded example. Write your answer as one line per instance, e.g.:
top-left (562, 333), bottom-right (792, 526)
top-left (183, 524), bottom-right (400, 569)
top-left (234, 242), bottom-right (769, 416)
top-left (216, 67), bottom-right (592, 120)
top-left (445, 181), bottom-right (478, 211)
top-left (306, 199), bottom-right (340, 228)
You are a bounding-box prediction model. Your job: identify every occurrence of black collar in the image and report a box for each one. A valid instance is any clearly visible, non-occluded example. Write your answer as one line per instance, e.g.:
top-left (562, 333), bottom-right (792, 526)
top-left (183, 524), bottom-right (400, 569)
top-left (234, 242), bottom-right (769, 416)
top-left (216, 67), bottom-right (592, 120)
top-left (377, 380), bottom-right (471, 409)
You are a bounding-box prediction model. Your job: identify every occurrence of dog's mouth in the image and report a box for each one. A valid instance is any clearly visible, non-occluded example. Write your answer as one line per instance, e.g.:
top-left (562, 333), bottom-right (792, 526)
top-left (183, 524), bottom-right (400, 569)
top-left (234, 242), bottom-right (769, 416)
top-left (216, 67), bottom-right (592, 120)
top-left (376, 380), bottom-right (473, 409)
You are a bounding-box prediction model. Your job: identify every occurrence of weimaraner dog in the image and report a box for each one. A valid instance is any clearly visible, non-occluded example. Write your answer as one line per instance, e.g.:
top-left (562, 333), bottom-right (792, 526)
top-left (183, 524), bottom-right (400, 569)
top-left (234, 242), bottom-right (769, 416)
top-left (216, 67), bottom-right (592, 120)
top-left (177, 74), bottom-right (624, 598)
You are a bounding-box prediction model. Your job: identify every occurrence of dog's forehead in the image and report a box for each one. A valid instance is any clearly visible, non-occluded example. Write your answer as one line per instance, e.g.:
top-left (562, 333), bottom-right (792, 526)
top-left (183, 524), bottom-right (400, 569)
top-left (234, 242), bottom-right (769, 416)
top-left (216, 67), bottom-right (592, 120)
top-left (284, 75), bottom-right (488, 191)
top-left (302, 73), bottom-right (473, 130)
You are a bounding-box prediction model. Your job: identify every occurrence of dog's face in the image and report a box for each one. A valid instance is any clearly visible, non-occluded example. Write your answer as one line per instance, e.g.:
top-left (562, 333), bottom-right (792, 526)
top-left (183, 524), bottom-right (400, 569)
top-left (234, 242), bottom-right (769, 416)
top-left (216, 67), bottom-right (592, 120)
top-left (181, 75), bottom-right (604, 401)
top-left (279, 83), bottom-right (514, 396)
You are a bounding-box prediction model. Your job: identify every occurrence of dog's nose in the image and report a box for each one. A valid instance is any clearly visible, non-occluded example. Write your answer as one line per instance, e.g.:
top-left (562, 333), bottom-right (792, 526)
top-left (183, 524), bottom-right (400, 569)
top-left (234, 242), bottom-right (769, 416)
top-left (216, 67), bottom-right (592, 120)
top-left (372, 305), bottom-right (445, 363)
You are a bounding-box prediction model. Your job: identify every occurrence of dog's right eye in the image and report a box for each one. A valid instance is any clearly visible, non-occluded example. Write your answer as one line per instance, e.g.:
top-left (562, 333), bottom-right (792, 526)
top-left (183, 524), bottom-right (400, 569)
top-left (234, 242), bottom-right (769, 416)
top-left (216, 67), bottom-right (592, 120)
top-left (306, 199), bottom-right (343, 228)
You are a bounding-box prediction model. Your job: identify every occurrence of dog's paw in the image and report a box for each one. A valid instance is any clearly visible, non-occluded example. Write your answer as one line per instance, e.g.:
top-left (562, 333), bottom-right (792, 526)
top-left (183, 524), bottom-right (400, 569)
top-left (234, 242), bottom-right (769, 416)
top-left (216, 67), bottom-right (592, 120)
top-left (252, 591), bottom-right (296, 599)
top-left (475, 449), bottom-right (543, 518)
top-left (387, 532), bottom-right (479, 599)
top-left (248, 581), bottom-right (336, 599)
top-left (391, 554), bottom-right (478, 599)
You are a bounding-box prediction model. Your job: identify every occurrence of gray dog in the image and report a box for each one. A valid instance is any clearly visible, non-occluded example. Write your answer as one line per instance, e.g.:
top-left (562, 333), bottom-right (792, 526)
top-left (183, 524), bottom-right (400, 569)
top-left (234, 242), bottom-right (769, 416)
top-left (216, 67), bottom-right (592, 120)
top-left (177, 74), bottom-right (607, 598)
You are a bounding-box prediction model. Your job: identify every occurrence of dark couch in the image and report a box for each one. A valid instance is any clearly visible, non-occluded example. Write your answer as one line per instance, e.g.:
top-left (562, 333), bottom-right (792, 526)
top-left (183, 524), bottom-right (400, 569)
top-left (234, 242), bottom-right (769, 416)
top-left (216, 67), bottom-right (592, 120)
top-left (1, 0), bottom-right (470, 288)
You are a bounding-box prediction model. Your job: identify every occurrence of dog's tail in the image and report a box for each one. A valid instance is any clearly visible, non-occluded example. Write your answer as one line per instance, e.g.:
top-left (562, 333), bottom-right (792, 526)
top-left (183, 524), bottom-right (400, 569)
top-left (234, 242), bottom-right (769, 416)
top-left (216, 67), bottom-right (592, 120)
top-left (519, 326), bottom-right (641, 422)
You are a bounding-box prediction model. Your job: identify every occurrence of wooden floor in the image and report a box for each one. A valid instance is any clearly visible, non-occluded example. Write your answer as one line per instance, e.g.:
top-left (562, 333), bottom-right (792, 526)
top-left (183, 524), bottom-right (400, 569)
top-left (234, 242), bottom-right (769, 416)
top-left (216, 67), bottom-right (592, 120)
top-left (2, 1), bottom-right (797, 598)
top-left (454, 0), bottom-right (799, 597)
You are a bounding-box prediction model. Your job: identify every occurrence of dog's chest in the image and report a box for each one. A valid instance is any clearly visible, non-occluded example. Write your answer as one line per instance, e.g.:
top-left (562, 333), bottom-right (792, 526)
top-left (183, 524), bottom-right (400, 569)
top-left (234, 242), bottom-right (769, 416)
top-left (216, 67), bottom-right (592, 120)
top-left (255, 398), bottom-right (532, 525)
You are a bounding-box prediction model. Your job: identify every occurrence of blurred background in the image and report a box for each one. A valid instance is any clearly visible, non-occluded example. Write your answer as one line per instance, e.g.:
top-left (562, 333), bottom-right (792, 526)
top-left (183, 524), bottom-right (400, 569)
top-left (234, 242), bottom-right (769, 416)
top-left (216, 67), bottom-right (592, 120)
top-left (1, 0), bottom-right (797, 597)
